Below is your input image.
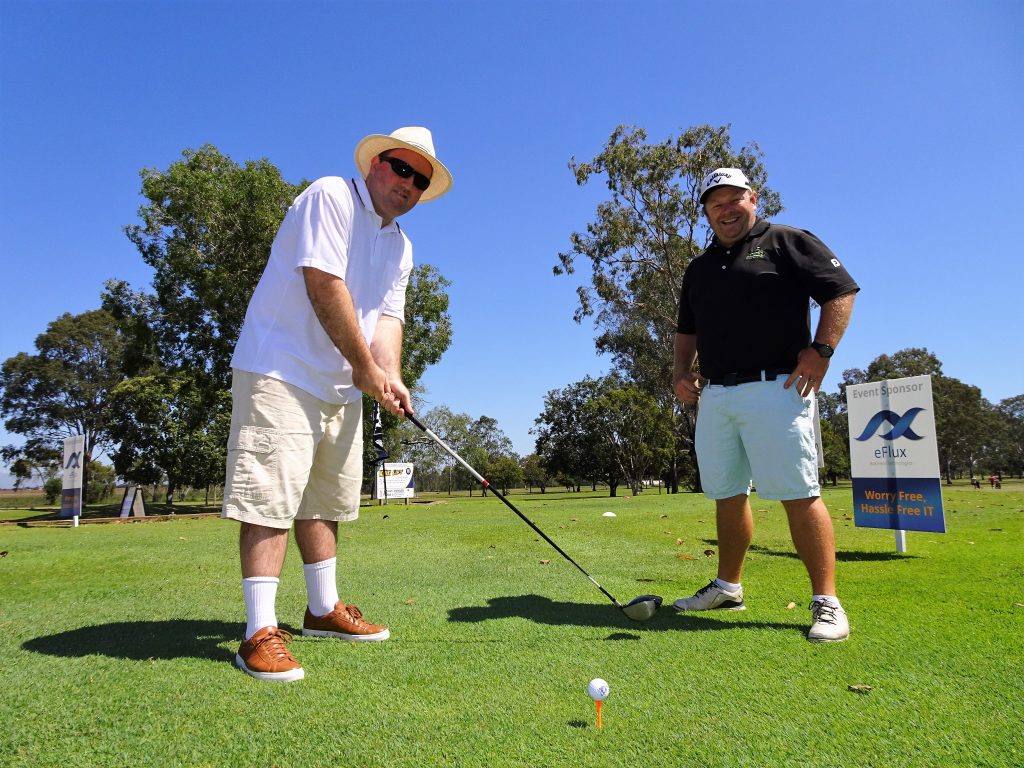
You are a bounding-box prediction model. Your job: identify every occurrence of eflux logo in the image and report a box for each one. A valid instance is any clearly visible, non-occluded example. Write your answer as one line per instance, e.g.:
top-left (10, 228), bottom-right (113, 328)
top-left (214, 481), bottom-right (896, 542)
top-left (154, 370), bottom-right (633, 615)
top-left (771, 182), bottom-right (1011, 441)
top-left (855, 408), bottom-right (925, 442)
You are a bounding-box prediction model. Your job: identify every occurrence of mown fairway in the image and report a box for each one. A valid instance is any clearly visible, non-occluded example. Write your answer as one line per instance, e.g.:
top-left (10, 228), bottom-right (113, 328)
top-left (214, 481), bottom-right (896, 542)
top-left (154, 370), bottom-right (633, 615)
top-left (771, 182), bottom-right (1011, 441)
top-left (1, 484), bottom-right (1021, 767)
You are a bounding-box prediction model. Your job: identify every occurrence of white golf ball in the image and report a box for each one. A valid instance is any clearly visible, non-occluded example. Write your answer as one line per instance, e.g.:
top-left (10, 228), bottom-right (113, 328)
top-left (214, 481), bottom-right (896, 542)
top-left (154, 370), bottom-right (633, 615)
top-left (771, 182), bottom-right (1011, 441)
top-left (587, 678), bottom-right (610, 701)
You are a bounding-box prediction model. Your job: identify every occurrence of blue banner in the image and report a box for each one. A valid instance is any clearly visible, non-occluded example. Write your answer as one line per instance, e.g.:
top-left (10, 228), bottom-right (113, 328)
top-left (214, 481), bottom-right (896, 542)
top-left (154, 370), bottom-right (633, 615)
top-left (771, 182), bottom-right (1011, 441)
top-left (852, 477), bottom-right (945, 532)
top-left (60, 488), bottom-right (82, 519)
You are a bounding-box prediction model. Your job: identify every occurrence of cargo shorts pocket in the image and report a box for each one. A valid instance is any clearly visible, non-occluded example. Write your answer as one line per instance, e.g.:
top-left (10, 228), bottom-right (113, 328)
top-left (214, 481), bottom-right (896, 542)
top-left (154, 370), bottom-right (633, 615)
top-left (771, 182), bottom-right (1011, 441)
top-left (227, 426), bottom-right (281, 502)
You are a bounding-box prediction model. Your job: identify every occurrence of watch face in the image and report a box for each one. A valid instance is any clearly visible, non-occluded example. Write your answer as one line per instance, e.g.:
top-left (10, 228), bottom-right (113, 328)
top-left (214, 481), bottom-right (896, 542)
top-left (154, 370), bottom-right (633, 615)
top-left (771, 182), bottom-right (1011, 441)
top-left (813, 342), bottom-right (834, 358)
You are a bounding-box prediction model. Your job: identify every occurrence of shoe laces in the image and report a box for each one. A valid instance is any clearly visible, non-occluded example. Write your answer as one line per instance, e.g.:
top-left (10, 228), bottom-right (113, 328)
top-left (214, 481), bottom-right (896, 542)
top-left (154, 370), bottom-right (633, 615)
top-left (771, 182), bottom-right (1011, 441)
top-left (345, 604), bottom-right (366, 626)
top-left (809, 600), bottom-right (840, 625)
top-left (695, 581), bottom-right (718, 596)
top-left (254, 628), bottom-right (297, 662)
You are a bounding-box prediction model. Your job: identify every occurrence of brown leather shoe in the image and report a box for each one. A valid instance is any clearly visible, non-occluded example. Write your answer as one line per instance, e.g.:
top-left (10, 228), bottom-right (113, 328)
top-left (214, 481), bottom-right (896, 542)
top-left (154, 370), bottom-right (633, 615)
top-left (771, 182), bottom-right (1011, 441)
top-left (302, 601), bottom-right (390, 642)
top-left (235, 626), bottom-right (305, 682)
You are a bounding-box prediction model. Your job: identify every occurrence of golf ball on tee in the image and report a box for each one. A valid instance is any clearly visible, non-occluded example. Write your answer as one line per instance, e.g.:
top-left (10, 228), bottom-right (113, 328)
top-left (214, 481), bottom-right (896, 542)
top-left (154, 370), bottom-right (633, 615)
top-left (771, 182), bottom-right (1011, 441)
top-left (587, 678), bottom-right (610, 701)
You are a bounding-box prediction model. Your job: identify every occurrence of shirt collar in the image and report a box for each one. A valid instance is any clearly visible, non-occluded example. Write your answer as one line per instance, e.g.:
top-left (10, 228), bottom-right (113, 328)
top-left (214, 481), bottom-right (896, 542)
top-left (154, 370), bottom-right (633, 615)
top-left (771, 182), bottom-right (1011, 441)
top-left (711, 218), bottom-right (769, 250)
top-left (350, 177), bottom-right (401, 233)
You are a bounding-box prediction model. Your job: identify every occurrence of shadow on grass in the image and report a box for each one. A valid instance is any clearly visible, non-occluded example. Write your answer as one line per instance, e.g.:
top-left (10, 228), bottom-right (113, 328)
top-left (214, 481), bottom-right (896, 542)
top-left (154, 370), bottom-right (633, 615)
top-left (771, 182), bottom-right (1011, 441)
top-left (700, 540), bottom-right (920, 562)
top-left (448, 594), bottom-right (802, 636)
top-left (23, 619), bottom-right (245, 662)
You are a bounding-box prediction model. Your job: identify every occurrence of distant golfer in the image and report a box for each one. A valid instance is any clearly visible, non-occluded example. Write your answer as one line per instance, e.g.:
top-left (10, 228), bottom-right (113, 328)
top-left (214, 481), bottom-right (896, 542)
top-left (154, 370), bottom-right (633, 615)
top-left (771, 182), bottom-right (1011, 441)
top-left (222, 127), bottom-right (453, 680)
top-left (672, 167), bottom-right (858, 642)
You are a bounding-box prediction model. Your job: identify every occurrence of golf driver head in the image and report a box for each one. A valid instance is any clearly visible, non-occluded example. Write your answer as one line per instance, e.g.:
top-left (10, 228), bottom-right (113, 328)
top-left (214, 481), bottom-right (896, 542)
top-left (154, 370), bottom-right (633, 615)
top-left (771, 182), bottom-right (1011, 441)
top-left (621, 594), bottom-right (663, 622)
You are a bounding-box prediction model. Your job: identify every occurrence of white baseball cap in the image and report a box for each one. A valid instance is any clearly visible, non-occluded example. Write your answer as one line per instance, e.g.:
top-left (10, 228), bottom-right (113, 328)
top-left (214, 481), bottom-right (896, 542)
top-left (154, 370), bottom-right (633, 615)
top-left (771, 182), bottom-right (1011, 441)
top-left (699, 168), bottom-right (752, 204)
top-left (354, 126), bottom-right (453, 202)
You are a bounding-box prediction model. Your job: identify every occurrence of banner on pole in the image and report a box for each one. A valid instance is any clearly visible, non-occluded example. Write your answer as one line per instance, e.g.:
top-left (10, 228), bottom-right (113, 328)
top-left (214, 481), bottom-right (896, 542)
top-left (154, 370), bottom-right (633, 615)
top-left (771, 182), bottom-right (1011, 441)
top-left (846, 375), bottom-right (945, 533)
top-left (60, 435), bottom-right (86, 519)
top-left (372, 402), bottom-right (389, 461)
top-left (375, 463), bottom-right (415, 500)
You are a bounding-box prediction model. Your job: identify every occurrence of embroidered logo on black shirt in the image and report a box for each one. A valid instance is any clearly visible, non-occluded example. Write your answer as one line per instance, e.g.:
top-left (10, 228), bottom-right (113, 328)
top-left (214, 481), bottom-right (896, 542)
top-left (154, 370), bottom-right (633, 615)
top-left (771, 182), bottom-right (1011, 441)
top-left (746, 247), bottom-right (768, 261)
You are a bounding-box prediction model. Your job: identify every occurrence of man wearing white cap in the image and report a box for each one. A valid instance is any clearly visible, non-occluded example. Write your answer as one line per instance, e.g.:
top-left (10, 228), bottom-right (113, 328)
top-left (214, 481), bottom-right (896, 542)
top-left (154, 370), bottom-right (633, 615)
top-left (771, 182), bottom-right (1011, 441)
top-left (672, 168), bottom-right (858, 642)
top-left (222, 127), bottom-right (452, 680)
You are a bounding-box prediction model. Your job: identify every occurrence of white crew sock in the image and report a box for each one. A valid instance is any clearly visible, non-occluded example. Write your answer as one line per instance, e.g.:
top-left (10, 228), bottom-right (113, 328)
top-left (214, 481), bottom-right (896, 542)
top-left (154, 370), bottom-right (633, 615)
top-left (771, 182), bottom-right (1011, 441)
top-left (242, 576), bottom-right (279, 640)
top-left (812, 594), bottom-right (842, 608)
top-left (715, 578), bottom-right (742, 593)
top-left (304, 557), bottom-right (340, 617)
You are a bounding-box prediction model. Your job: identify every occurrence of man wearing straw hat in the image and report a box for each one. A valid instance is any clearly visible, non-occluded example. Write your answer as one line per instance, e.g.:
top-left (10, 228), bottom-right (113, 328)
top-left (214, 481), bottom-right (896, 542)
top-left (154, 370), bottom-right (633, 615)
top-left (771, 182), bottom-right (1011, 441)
top-left (222, 127), bottom-right (453, 681)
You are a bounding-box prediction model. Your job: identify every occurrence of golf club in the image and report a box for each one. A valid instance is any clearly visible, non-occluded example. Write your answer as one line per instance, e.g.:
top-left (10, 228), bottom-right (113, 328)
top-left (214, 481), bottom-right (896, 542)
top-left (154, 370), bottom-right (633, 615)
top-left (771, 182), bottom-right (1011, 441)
top-left (405, 412), bottom-right (663, 622)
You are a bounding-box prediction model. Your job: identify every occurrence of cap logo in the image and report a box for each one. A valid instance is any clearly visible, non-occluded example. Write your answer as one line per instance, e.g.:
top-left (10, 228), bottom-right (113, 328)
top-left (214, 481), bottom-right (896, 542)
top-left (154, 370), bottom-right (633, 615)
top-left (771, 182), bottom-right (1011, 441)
top-left (707, 171), bottom-right (733, 185)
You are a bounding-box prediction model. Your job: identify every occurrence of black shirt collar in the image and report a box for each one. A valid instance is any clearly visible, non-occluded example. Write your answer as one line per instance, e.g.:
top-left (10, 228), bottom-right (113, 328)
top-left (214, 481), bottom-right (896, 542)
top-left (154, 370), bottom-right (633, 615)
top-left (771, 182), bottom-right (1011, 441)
top-left (710, 218), bottom-right (770, 250)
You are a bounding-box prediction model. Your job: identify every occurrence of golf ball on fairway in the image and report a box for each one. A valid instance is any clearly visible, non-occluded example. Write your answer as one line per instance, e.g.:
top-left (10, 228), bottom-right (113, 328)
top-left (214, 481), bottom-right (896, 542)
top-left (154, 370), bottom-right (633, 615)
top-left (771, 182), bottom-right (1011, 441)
top-left (587, 678), bottom-right (610, 701)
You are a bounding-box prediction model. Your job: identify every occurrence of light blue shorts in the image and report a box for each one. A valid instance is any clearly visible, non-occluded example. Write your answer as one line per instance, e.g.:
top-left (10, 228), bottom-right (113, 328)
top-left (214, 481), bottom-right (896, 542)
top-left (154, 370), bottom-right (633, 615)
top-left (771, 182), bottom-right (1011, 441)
top-left (696, 378), bottom-right (821, 501)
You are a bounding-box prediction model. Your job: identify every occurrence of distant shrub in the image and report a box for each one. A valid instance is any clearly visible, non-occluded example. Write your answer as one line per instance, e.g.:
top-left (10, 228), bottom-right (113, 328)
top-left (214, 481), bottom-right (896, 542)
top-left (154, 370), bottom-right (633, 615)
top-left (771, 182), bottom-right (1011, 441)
top-left (86, 463), bottom-right (117, 504)
top-left (43, 478), bottom-right (62, 505)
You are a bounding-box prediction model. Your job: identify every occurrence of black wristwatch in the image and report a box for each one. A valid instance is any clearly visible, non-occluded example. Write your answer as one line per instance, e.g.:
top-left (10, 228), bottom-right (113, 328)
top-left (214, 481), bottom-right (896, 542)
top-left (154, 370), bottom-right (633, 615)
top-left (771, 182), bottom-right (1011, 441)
top-left (810, 341), bottom-right (835, 358)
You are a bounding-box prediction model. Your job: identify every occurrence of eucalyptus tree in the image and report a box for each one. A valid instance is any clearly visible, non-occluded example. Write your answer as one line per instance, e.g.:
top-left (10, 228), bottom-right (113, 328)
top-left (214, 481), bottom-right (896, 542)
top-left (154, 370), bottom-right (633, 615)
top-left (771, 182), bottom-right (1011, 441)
top-left (0, 309), bottom-right (127, 486)
top-left (994, 395), bottom-right (1024, 477)
top-left (533, 376), bottom-right (612, 493)
top-left (586, 380), bottom-right (675, 497)
top-left (121, 145), bottom-right (304, 384)
top-left (521, 453), bottom-right (550, 493)
top-left (488, 455), bottom-right (524, 495)
top-left (106, 373), bottom-right (230, 503)
top-left (0, 440), bottom-right (61, 485)
top-left (535, 374), bottom-right (673, 497)
top-left (395, 406), bottom-right (514, 495)
top-left (843, 348), bottom-right (991, 482)
top-left (816, 390), bottom-right (852, 485)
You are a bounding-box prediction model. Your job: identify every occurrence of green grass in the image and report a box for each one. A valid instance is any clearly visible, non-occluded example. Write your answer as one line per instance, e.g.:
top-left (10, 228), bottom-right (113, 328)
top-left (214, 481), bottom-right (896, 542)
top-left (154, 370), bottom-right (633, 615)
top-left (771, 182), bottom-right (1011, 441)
top-left (1, 484), bottom-right (1021, 767)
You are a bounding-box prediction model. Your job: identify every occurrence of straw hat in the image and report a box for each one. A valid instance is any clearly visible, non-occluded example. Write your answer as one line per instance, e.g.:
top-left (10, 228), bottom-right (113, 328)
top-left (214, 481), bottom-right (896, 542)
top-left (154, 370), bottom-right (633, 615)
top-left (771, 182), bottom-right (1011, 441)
top-left (354, 126), bottom-right (453, 202)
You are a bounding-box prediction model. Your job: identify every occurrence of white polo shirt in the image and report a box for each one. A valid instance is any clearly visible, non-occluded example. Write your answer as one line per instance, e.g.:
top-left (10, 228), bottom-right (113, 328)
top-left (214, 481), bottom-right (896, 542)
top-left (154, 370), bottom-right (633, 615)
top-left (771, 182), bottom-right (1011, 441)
top-left (231, 176), bottom-right (413, 404)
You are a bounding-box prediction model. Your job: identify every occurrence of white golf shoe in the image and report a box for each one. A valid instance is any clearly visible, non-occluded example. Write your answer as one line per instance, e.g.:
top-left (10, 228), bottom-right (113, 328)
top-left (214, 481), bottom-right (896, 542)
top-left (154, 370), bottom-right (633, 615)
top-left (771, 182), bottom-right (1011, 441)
top-left (672, 580), bottom-right (746, 612)
top-left (807, 599), bottom-right (850, 642)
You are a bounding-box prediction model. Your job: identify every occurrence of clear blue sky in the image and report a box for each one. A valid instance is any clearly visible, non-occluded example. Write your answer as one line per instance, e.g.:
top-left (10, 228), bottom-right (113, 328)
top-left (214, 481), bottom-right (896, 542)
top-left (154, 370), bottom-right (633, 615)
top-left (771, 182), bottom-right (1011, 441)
top-left (1, 0), bottom-right (1022, 486)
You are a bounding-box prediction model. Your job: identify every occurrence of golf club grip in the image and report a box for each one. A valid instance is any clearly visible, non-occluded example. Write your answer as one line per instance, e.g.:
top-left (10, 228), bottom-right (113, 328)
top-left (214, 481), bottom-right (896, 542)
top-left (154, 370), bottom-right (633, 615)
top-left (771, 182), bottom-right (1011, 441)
top-left (405, 412), bottom-right (621, 607)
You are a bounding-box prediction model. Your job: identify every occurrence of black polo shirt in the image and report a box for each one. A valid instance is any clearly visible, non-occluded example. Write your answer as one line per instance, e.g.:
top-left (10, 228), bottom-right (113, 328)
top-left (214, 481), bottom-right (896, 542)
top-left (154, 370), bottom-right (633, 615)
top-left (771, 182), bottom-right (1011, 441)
top-left (676, 219), bottom-right (859, 379)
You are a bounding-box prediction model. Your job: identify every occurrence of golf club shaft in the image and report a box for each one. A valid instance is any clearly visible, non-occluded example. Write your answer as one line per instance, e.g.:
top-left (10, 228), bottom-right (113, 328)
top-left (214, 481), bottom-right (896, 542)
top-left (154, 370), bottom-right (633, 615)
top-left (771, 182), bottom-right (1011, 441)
top-left (405, 412), bottom-right (623, 608)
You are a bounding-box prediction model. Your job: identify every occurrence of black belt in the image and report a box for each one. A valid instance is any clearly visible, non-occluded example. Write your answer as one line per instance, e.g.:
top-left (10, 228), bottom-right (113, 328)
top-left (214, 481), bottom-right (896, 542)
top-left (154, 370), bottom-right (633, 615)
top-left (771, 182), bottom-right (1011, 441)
top-left (706, 368), bottom-right (792, 386)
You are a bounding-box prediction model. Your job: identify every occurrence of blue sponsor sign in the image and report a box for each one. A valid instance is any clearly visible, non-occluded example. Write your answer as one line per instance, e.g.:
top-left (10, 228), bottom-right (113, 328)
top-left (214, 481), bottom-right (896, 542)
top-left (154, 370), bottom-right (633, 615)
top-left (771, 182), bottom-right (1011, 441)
top-left (847, 375), bottom-right (945, 535)
top-left (851, 477), bottom-right (945, 533)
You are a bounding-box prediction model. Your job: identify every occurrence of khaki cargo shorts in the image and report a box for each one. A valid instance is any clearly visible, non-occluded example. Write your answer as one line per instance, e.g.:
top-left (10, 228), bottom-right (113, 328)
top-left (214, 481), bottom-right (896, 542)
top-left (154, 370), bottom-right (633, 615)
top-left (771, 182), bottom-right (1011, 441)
top-left (222, 370), bottom-right (363, 529)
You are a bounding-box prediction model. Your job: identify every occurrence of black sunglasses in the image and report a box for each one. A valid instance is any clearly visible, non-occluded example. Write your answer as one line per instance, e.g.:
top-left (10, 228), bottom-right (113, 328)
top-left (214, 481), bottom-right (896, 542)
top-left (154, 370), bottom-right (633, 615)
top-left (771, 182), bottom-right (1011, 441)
top-left (378, 154), bottom-right (431, 191)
